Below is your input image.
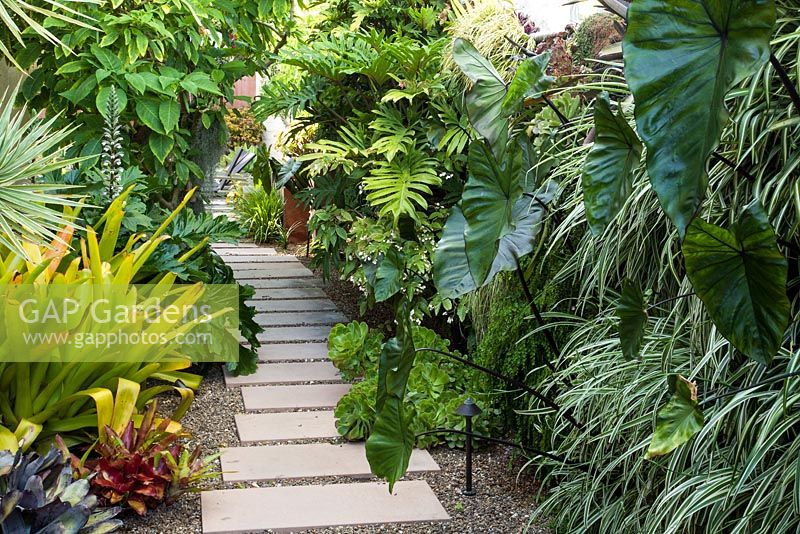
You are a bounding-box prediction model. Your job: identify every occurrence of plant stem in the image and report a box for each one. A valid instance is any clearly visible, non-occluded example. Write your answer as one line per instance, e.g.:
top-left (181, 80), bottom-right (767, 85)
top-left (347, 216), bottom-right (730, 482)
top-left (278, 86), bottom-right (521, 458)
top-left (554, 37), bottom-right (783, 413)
top-left (647, 292), bottom-right (695, 310)
top-left (514, 256), bottom-right (561, 372)
top-left (770, 53), bottom-right (800, 110)
top-left (415, 428), bottom-right (586, 469)
top-left (699, 369), bottom-right (800, 407)
top-left (415, 347), bottom-right (584, 430)
top-left (710, 152), bottom-right (757, 181)
top-left (544, 96), bottom-right (571, 126)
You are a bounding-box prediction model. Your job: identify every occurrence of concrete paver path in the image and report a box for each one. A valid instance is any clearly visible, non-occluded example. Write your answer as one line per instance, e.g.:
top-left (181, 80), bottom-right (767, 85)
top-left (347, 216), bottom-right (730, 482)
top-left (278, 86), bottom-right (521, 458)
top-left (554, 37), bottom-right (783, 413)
top-left (201, 240), bottom-right (449, 532)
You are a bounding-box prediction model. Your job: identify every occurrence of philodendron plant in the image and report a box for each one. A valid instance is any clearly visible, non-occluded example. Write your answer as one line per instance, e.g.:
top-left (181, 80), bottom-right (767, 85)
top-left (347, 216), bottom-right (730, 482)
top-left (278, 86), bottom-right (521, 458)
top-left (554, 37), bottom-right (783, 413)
top-left (365, 38), bottom-right (558, 489)
top-left (580, 0), bottom-right (795, 458)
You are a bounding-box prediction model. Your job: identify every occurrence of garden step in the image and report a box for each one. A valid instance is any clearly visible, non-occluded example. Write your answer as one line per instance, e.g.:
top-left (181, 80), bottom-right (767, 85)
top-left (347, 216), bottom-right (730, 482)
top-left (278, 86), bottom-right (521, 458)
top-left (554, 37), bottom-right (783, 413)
top-left (220, 255), bottom-right (303, 269)
top-left (220, 443), bottom-right (440, 482)
top-left (215, 247), bottom-right (284, 255)
top-left (251, 298), bottom-right (338, 313)
top-left (229, 261), bottom-right (314, 280)
top-left (241, 277), bottom-right (322, 289)
top-left (257, 325), bottom-right (333, 343)
top-left (242, 384), bottom-right (350, 411)
top-left (235, 410), bottom-right (339, 443)
top-left (201, 481), bottom-right (449, 533)
top-left (257, 342), bottom-right (329, 362)
top-left (225, 362), bottom-right (341, 386)
top-left (256, 311), bottom-right (347, 327)
top-left (250, 287), bottom-right (328, 300)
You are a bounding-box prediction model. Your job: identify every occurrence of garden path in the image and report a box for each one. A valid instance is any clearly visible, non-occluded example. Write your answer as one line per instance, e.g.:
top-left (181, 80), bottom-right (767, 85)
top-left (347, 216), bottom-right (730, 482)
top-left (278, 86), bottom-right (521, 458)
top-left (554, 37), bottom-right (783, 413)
top-left (199, 241), bottom-right (450, 532)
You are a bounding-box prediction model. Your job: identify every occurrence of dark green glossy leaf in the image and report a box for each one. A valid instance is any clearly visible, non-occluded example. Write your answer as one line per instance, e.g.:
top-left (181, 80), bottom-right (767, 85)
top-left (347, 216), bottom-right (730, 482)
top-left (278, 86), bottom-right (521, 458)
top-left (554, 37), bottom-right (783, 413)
top-left (624, 0), bottom-right (775, 235)
top-left (432, 205), bottom-right (477, 300)
top-left (646, 375), bottom-right (704, 459)
top-left (452, 38), bottom-right (507, 156)
top-left (367, 313), bottom-right (416, 491)
top-left (616, 279), bottom-right (647, 360)
top-left (374, 249), bottom-right (404, 303)
top-left (582, 93), bottom-right (642, 235)
top-left (462, 140), bottom-right (522, 286)
top-left (682, 201), bottom-right (788, 365)
top-left (502, 52), bottom-right (553, 113)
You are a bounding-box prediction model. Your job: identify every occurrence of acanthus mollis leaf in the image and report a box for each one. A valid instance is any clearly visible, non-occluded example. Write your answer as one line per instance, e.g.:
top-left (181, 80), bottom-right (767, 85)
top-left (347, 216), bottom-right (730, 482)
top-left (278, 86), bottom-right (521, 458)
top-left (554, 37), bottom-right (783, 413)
top-left (646, 375), bottom-right (704, 459)
top-left (682, 201), bottom-right (789, 365)
top-left (624, 0), bottom-right (775, 235)
top-left (582, 93), bottom-right (643, 234)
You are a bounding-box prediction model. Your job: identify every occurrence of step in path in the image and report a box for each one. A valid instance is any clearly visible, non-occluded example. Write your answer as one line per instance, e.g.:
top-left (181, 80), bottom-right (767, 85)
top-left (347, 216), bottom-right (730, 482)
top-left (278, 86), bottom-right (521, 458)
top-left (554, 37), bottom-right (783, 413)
top-left (201, 242), bottom-right (449, 533)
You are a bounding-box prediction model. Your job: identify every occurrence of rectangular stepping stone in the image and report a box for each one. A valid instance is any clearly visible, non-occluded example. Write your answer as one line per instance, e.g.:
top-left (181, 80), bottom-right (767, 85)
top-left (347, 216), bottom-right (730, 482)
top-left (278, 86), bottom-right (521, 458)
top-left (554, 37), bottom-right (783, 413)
top-left (215, 247), bottom-right (280, 255)
top-left (242, 384), bottom-right (350, 411)
top-left (220, 443), bottom-right (440, 482)
top-left (201, 480), bottom-right (449, 533)
top-left (251, 299), bottom-right (337, 312)
top-left (236, 267), bottom-right (315, 280)
top-left (258, 342), bottom-right (329, 362)
top-left (221, 253), bottom-right (299, 262)
top-left (257, 325), bottom-right (332, 343)
top-left (240, 277), bottom-right (322, 289)
top-left (257, 311), bottom-right (347, 327)
top-left (225, 362), bottom-right (341, 386)
top-left (251, 288), bottom-right (327, 300)
top-left (228, 261), bottom-right (310, 272)
top-left (222, 251), bottom-right (280, 260)
top-left (235, 411), bottom-right (339, 443)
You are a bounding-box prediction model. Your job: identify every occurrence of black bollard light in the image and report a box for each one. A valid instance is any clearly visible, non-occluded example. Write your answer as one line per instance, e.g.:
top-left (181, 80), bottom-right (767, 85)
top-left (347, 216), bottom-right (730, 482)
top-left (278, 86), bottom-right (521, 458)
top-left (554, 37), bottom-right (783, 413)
top-left (456, 398), bottom-right (482, 496)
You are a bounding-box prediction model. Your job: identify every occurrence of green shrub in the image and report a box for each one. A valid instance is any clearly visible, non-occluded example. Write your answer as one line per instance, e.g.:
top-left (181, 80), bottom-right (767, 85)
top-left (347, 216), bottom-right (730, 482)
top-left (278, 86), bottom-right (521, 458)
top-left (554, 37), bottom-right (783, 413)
top-left (570, 13), bottom-right (622, 66)
top-left (327, 322), bottom-right (384, 381)
top-left (225, 107), bottom-right (263, 148)
top-left (332, 323), bottom-right (498, 448)
top-left (232, 185), bottom-right (284, 244)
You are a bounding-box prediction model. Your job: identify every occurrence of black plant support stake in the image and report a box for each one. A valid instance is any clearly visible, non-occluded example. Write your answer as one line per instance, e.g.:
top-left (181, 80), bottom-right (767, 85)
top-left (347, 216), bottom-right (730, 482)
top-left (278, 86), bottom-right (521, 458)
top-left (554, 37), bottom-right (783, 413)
top-left (770, 53), bottom-right (800, 110)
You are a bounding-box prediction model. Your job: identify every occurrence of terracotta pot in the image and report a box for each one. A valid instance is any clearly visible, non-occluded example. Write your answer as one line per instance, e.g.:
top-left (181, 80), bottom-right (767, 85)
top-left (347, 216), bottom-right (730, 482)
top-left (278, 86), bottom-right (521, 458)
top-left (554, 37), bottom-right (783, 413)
top-left (283, 189), bottom-right (310, 244)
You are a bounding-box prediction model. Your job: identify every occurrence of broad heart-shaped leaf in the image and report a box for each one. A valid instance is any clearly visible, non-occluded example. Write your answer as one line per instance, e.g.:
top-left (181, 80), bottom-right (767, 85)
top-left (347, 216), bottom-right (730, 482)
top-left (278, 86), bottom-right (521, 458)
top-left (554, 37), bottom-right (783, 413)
top-left (148, 133), bottom-right (174, 164)
top-left (682, 201), bottom-right (789, 365)
top-left (452, 38), bottom-right (508, 157)
top-left (582, 93), bottom-right (643, 235)
top-left (159, 100), bottom-right (181, 133)
top-left (433, 180), bottom-right (556, 300)
top-left (373, 249), bottom-right (404, 303)
top-left (462, 140), bottom-right (522, 287)
top-left (502, 52), bottom-right (553, 114)
top-left (624, 0), bottom-right (775, 235)
top-left (646, 375), bottom-right (704, 459)
top-left (367, 312), bottom-right (416, 491)
top-left (616, 278), bottom-right (648, 360)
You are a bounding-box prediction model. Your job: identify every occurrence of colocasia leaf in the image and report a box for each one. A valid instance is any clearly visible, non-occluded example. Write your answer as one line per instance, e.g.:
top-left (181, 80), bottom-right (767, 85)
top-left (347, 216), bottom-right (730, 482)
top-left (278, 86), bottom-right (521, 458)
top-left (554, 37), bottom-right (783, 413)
top-left (616, 278), bottom-right (647, 360)
top-left (624, 0), bottom-right (775, 235)
top-left (582, 93), bottom-right (642, 234)
top-left (452, 38), bottom-right (508, 157)
top-left (646, 375), bottom-right (704, 459)
top-left (502, 52), bottom-right (553, 114)
top-left (682, 201), bottom-right (789, 365)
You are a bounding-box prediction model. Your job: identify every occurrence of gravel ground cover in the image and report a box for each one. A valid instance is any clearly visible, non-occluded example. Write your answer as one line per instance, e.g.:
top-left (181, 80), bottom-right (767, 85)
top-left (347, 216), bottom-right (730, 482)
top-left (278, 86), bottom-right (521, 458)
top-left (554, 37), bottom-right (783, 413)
top-left (121, 249), bottom-right (548, 533)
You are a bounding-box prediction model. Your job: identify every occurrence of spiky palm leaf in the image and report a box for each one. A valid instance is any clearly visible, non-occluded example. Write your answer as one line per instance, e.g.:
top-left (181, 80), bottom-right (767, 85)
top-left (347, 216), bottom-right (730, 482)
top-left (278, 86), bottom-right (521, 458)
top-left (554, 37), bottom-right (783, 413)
top-left (0, 84), bottom-right (83, 257)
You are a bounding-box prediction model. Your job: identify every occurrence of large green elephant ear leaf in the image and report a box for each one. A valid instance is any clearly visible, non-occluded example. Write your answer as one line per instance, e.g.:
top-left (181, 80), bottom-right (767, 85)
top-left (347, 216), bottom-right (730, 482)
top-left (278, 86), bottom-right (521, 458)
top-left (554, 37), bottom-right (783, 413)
top-left (452, 38), bottom-right (508, 156)
top-left (432, 205), bottom-right (478, 300)
top-left (646, 375), bottom-right (704, 459)
top-left (582, 93), bottom-right (643, 235)
top-left (624, 0), bottom-right (775, 235)
top-left (616, 278), bottom-right (648, 361)
top-left (433, 143), bottom-right (557, 299)
top-left (462, 140), bottom-right (523, 286)
top-left (366, 313), bottom-right (416, 491)
top-left (502, 52), bottom-right (553, 114)
top-left (682, 201), bottom-right (789, 365)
